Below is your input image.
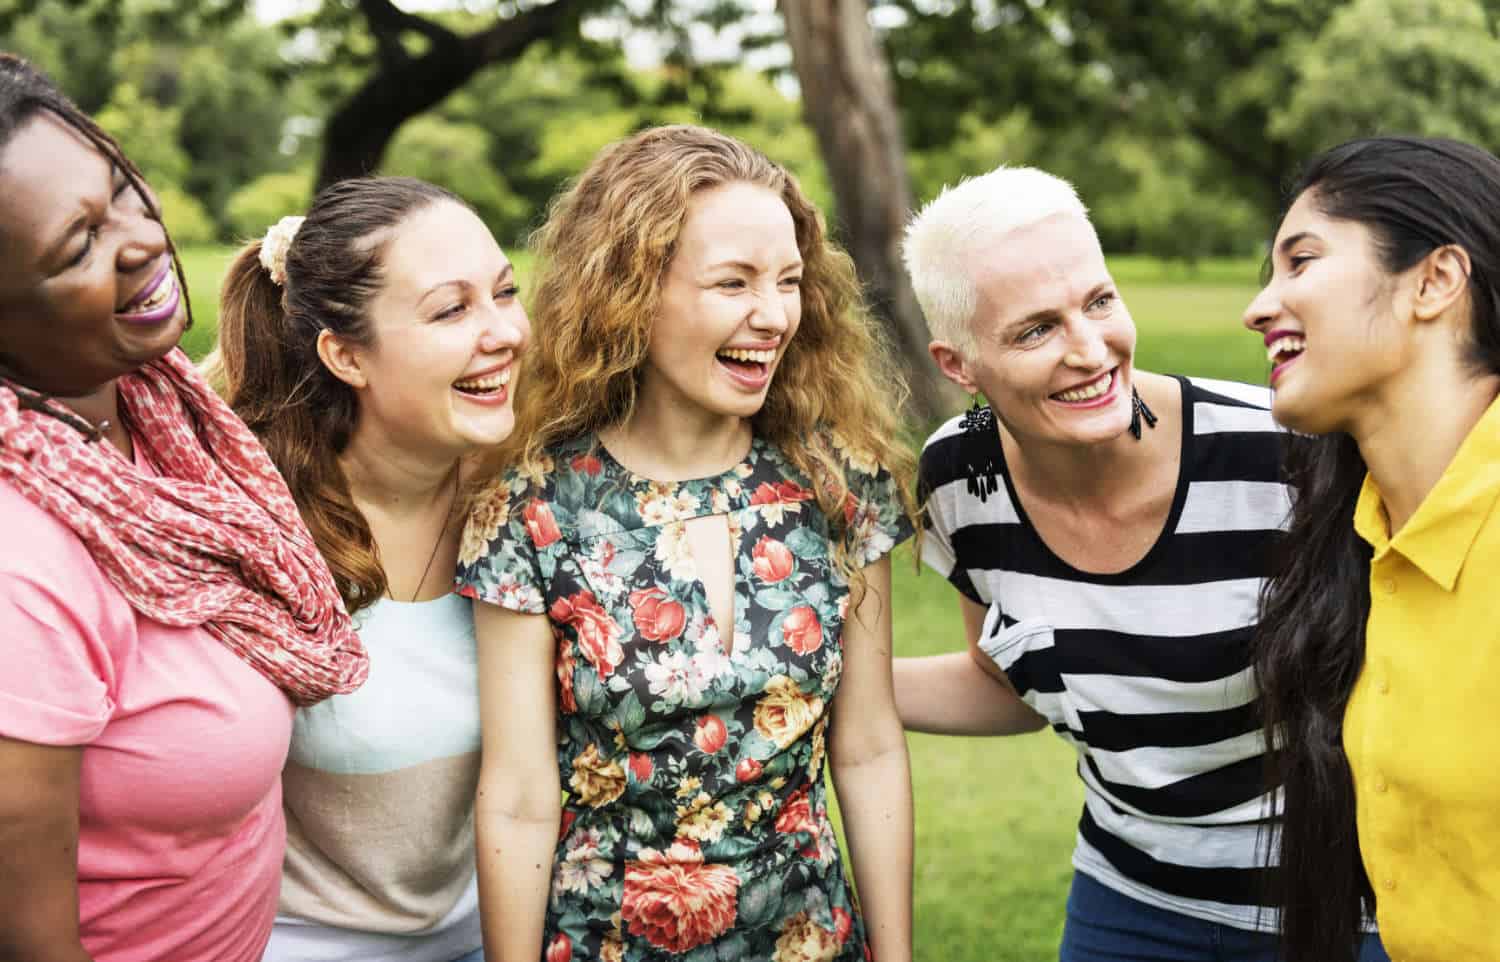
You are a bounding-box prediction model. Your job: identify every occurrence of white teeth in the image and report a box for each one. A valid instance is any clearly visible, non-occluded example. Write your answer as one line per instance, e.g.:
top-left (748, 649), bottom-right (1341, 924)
top-left (1054, 372), bottom-right (1111, 403)
top-left (124, 271), bottom-right (175, 313)
top-left (1268, 336), bottom-right (1306, 363)
top-left (717, 348), bottom-right (776, 365)
top-left (454, 369), bottom-right (511, 392)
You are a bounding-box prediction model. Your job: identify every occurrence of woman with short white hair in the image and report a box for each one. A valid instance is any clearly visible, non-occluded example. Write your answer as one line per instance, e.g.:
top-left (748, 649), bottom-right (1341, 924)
top-left (893, 165), bottom-right (1388, 962)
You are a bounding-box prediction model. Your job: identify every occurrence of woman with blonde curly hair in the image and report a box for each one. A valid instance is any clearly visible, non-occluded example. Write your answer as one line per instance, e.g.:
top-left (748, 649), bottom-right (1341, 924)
top-left (458, 124), bottom-right (916, 962)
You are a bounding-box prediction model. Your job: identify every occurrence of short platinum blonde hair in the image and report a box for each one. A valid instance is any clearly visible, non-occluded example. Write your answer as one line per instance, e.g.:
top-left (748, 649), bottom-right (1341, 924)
top-left (903, 165), bottom-right (1090, 356)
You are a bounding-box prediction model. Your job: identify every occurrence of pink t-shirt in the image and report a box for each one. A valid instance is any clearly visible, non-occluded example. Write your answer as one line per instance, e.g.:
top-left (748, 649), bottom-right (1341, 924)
top-left (0, 471), bottom-right (294, 962)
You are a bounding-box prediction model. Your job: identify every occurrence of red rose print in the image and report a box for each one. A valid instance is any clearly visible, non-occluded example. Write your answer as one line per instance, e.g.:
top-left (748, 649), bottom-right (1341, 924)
top-left (571, 453), bottom-right (603, 476)
top-left (546, 932), bottom-right (572, 962)
top-left (842, 492), bottom-right (861, 526)
top-left (622, 839), bottom-right (739, 953)
top-left (523, 499), bottom-right (563, 547)
top-left (558, 809), bottom-right (577, 840)
top-left (750, 480), bottom-right (814, 505)
top-left (557, 634), bottom-right (578, 714)
top-left (751, 536), bottom-right (795, 584)
top-left (693, 714), bottom-right (728, 754)
top-left (629, 752), bottom-right (654, 783)
top-left (629, 586), bottom-right (687, 642)
top-left (775, 784), bottom-right (815, 838)
top-left (735, 757), bottom-right (763, 783)
top-left (782, 606), bottom-right (823, 656)
top-left (551, 591), bottom-right (624, 680)
top-left (833, 907), bottom-right (853, 945)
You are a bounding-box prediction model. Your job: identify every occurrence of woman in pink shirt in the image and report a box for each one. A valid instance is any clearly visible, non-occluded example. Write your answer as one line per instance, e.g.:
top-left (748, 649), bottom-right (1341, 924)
top-left (0, 56), bottom-right (366, 962)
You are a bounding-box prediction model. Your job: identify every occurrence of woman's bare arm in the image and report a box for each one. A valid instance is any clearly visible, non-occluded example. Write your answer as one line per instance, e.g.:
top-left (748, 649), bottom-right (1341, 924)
top-left (828, 557), bottom-right (913, 962)
top-left (0, 737), bottom-right (93, 962)
top-left (473, 601), bottom-right (562, 962)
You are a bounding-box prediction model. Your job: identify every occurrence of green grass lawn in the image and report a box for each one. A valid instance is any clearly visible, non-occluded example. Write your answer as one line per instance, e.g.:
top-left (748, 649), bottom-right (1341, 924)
top-left (175, 246), bottom-right (1268, 961)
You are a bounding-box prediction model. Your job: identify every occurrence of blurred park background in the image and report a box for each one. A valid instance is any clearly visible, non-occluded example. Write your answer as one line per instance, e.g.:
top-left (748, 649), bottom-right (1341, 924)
top-left (6, 0), bottom-right (1497, 956)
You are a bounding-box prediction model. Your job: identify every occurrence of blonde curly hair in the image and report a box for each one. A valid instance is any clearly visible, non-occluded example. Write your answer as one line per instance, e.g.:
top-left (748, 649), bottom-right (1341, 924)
top-left (506, 124), bottom-right (916, 582)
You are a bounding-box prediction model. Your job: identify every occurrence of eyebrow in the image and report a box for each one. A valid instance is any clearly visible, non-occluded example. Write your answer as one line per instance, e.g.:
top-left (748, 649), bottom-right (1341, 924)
top-left (1003, 282), bottom-right (1114, 334)
top-left (704, 259), bottom-right (804, 273)
top-left (416, 263), bottom-right (514, 305)
top-left (1277, 231), bottom-right (1318, 257)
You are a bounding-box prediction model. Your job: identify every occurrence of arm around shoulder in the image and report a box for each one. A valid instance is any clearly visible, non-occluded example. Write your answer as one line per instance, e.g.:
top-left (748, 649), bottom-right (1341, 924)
top-left (892, 594), bottom-right (1048, 736)
top-left (473, 599), bottom-right (562, 962)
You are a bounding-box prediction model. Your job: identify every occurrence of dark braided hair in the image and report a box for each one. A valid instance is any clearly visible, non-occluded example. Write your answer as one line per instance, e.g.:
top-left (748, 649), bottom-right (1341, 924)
top-left (0, 53), bottom-right (192, 437)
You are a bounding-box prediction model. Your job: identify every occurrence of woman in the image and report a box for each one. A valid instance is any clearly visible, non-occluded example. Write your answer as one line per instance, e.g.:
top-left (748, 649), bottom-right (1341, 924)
top-left (210, 176), bottom-right (528, 962)
top-left (0, 55), bottom-right (365, 962)
top-left (1245, 136), bottom-right (1500, 962)
top-left (892, 163), bottom-right (1388, 962)
top-left (458, 125), bottom-right (916, 962)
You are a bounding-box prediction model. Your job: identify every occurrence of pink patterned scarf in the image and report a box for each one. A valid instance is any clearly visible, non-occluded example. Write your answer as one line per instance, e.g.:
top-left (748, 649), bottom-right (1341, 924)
top-left (0, 347), bottom-right (366, 705)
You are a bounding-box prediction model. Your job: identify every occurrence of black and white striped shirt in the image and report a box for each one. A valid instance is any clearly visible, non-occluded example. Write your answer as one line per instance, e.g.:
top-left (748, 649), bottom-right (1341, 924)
top-left (920, 376), bottom-right (1290, 931)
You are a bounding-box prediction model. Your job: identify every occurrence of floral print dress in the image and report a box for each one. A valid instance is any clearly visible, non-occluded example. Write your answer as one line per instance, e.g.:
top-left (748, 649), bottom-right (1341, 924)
top-left (457, 433), bottom-right (911, 962)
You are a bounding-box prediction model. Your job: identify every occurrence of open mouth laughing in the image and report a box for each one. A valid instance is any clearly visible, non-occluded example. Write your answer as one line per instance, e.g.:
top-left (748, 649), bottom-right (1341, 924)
top-left (1265, 331), bottom-right (1305, 383)
top-left (114, 263), bottom-right (181, 327)
top-left (453, 364), bottom-right (513, 404)
top-left (715, 343), bottom-right (779, 390)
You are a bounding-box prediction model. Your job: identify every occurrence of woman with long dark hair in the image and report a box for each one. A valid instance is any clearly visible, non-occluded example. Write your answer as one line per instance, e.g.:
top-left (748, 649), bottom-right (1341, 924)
top-left (1245, 135), bottom-right (1500, 962)
top-left (0, 54), bottom-right (364, 962)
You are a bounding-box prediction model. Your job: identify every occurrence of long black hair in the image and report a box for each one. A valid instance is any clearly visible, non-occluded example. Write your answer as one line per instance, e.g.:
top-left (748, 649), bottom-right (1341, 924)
top-left (0, 53), bottom-right (190, 435)
top-left (1256, 136), bottom-right (1500, 961)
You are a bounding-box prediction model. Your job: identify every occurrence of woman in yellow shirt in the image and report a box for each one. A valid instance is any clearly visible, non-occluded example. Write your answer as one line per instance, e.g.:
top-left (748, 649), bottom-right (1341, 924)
top-left (1243, 136), bottom-right (1500, 962)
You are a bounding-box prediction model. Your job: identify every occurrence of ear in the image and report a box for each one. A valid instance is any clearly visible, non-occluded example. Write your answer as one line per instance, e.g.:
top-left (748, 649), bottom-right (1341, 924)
top-left (316, 329), bottom-right (368, 390)
top-left (929, 341), bottom-right (979, 393)
top-left (1411, 244), bottom-right (1472, 323)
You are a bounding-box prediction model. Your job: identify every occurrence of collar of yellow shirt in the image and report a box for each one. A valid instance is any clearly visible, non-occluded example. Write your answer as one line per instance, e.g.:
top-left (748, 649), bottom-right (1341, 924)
top-left (1353, 392), bottom-right (1500, 591)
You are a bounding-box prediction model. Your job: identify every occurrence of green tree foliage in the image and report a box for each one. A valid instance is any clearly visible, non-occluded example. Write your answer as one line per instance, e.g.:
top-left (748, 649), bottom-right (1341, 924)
top-left (384, 115), bottom-right (529, 244)
top-left (224, 169), bottom-right (313, 241)
top-left (1271, 0), bottom-right (1500, 155)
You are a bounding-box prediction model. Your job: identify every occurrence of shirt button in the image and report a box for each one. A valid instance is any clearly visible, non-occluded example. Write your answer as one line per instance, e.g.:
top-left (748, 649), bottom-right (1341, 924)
top-left (1374, 775), bottom-right (1388, 793)
top-left (1377, 678), bottom-right (1390, 694)
top-left (1383, 877), bottom-right (1397, 892)
top-left (1380, 577), bottom-right (1398, 594)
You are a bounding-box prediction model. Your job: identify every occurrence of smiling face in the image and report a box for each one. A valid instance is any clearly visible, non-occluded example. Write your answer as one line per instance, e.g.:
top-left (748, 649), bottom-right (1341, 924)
top-left (1243, 189), bottom-right (1411, 435)
top-left (642, 181), bottom-right (803, 426)
top-left (944, 212), bottom-right (1136, 447)
top-left (332, 199), bottom-right (529, 457)
top-left (0, 114), bottom-right (185, 399)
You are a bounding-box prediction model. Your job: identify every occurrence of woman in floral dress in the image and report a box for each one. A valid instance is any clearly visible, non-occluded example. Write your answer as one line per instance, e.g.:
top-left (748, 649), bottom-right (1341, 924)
top-left (457, 125), bottom-right (917, 962)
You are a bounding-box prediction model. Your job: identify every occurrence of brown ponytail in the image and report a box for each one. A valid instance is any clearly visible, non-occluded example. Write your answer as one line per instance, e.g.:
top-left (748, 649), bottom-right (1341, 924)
top-left (211, 176), bottom-right (465, 615)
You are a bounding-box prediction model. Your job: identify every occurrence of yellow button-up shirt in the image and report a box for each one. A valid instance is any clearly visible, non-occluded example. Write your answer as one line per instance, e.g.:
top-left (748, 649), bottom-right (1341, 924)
top-left (1348, 394), bottom-right (1500, 961)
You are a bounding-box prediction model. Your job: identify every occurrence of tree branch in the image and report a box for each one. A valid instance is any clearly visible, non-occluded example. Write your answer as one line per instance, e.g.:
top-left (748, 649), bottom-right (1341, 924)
top-left (357, 0), bottom-right (459, 66)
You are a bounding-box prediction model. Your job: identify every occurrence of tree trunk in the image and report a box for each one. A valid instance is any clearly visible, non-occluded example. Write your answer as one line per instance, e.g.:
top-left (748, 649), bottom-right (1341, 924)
top-left (316, 0), bottom-right (587, 191)
top-left (778, 0), bottom-right (957, 423)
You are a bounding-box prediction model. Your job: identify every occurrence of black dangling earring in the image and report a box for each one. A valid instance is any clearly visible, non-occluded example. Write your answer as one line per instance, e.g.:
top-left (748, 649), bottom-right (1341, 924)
top-left (1128, 388), bottom-right (1158, 441)
top-left (959, 395), bottom-right (1001, 502)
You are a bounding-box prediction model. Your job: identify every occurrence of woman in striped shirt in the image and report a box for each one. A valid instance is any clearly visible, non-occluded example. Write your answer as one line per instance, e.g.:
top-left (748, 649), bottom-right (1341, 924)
top-left (891, 164), bottom-right (1387, 962)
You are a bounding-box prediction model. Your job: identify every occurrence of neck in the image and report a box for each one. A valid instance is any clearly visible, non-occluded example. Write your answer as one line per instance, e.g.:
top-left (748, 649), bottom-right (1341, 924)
top-left (1004, 370), bottom-right (1175, 507)
top-left (1349, 361), bottom-right (1500, 534)
top-left (602, 385), bottom-right (752, 482)
top-left (339, 419), bottom-right (460, 513)
top-left (56, 380), bottom-right (130, 458)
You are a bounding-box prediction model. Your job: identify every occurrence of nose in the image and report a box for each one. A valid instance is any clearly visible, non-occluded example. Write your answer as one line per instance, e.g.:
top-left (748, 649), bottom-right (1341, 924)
top-left (746, 281), bottom-right (792, 335)
top-left (1242, 282), bottom-right (1279, 334)
top-left (479, 298), bottom-right (529, 354)
top-left (1061, 318), bottom-right (1108, 370)
top-left (116, 203), bottom-right (167, 274)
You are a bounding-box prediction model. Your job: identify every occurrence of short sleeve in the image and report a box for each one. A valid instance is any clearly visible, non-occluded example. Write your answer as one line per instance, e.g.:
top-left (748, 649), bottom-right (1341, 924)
top-left (916, 432), bottom-right (984, 605)
top-left (0, 491), bottom-right (118, 746)
top-left (842, 456), bottom-right (915, 568)
top-left (455, 475), bottom-right (548, 615)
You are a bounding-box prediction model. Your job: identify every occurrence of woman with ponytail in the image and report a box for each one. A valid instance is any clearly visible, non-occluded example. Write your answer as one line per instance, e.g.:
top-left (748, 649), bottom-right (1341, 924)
top-left (1245, 136), bottom-right (1500, 962)
top-left (0, 55), bottom-right (365, 962)
top-left (211, 176), bottom-right (528, 962)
